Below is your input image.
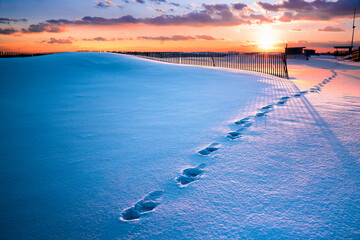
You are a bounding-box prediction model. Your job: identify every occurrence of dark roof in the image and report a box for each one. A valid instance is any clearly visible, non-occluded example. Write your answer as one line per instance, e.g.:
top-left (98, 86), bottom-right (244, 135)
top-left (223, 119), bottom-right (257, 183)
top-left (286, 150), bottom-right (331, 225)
top-left (286, 47), bottom-right (306, 49)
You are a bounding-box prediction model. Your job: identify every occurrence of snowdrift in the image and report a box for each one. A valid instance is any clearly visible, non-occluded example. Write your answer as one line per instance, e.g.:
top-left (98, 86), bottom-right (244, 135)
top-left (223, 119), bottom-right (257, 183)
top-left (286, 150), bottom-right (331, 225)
top-left (0, 53), bottom-right (359, 239)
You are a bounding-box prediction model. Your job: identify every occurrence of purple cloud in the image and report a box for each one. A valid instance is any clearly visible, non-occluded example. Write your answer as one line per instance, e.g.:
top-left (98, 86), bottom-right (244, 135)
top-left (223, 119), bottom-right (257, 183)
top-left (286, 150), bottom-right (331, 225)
top-left (290, 28), bottom-right (302, 31)
top-left (83, 37), bottom-right (111, 41)
top-left (232, 3), bottom-right (247, 10)
top-left (258, 0), bottom-right (360, 21)
top-left (0, 18), bottom-right (27, 24)
top-left (150, 0), bottom-right (167, 4)
top-left (246, 14), bottom-right (274, 23)
top-left (137, 34), bottom-right (223, 41)
top-left (22, 23), bottom-right (64, 33)
top-left (305, 40), bottom-right (360, 49)
top-left (96, 0), bottom-right (120, 8)
top-left (202, 3), bottom-right (230, 12)
top-left (169, 2), bottom-right (180, 7)
top-left (318, 26), bottom-right (345, 32)
top-left (150, 8), bottom-right (166, 13)
top-left (0, 27), bottom-right (17, 35)
top-left (10, 2), bottom-right (263, 32)
top-left (45, 4), bottom-right (250, 27)
top-left (41, 37), bottom-right (73, 44)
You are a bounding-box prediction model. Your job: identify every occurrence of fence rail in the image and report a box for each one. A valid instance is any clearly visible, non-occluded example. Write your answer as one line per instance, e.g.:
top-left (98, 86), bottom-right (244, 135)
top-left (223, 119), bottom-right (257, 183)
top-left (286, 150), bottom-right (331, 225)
top-left (122, 52), bottom-right (289, 79)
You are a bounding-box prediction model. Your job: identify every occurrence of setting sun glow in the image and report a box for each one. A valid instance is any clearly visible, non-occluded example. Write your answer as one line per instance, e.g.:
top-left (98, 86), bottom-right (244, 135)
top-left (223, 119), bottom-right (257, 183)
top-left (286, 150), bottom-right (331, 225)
top-left (258, 25), bottom-right (276, 51)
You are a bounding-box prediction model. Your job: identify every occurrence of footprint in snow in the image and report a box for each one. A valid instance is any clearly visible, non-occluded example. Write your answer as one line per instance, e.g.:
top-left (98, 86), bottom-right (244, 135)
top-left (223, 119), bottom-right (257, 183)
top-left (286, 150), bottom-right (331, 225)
top-left (176, 163), bottom-right (206, 187)
top-left (228, 119), bottom-right (253, 140)
top-left (310, 87), bottom-right (320, 93)
top-left (234, 117), bottom-right (250, 125)
top-left (256, 112), bottom-right (267, 117)
top-left (120, 190), bottom-right (164, 221)
top-left (261, 105), bottom-right (273, 110)
top-left (281, 96), bottom-right (291, 100)
top-left (238, 122), bottom-right (252, 130)
top-left (228, 122), bottom-right (252, 140)
top-left (227, 131), bottom-right (242, 140)
top-left (198, 143), bottom-right (221, 156)
top-left (293, 93), bottom-right (301, 97)
top-left (277, 100), bottom-right (287, 105)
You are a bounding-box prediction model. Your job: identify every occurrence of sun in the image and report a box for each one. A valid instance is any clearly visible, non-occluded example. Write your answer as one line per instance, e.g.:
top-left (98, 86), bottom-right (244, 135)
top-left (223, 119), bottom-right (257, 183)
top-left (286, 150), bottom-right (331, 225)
top-left (258, 25), bottom-right (276, 51)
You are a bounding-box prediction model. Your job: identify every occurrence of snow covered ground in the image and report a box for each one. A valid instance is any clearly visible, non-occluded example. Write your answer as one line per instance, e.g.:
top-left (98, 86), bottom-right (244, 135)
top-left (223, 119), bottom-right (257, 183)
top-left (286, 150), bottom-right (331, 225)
top-left (0, 53), bottom-right (359, 239)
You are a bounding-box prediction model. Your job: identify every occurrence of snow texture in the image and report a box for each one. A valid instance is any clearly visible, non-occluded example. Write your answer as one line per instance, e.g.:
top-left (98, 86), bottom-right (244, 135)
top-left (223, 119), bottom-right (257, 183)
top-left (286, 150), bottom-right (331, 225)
top-left (0, 53), bottom-right (359, 239)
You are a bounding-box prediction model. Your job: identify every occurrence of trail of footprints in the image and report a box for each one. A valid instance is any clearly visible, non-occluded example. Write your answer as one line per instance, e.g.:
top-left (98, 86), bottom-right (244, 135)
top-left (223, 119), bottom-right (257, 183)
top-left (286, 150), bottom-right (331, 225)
top-left (120, 70), bottom-right (337, 222)
top-left (224, 70), bottom-right (337, 140)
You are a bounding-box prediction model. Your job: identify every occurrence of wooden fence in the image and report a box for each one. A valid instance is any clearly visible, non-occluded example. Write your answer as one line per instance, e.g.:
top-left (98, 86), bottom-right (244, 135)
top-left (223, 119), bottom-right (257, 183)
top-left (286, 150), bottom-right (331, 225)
top-left (122, 52), bottom-right (289, 79)
top-left (0, 51), bottom-right (290, 78)
top-left (0, 51), bottom-right (52, 58)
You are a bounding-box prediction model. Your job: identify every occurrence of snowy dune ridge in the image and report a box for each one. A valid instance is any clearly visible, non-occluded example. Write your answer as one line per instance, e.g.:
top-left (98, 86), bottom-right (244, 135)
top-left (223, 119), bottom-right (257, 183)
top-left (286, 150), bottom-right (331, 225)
top-left (0, 53), bottom-right (359, 239)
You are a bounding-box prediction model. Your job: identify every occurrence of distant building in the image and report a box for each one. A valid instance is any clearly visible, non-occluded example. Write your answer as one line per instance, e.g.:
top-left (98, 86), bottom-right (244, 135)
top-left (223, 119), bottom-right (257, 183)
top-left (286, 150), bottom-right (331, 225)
top-left (304, 49), bottom-right (316, 56)
top-left (333, 46), bottom-right (353, 56)
top-left (285, 47), bottom-right (307, 60)
top-left (285, 47), bottom-right (305, 55)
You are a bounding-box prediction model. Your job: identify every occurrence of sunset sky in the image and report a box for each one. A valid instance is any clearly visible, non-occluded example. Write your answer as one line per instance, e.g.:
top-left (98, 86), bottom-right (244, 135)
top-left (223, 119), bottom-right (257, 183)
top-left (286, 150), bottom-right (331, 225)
top-left (0, 0), bottom-right (359, 53)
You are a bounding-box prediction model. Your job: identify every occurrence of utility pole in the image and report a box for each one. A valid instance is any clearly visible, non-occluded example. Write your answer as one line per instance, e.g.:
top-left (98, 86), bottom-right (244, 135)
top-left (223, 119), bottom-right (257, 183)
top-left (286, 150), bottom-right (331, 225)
top-left (351, 8), bottom-right (356, 51)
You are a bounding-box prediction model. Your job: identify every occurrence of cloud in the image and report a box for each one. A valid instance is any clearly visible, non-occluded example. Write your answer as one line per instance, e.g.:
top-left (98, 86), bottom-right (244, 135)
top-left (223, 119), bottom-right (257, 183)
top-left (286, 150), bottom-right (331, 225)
top-left (0, 27), bottom-right (17, 35)
top-left (304, 40), bottom-right (360, 49)
top-left (21, 23), bottom-right (64, 33)
top-left (284, 39), bottom-right (358, 50)
top-left (290, 28), bottom-right (302, 31)
top-left (296, 40), bottom-right (308, 44)
top-left (47, 15), bottom-right (140, 25)
top-left (0, 18), bottom-right (27, 24)
top-left (83, 37), bottom-right (111, 41)
top-left (279, 11), bottom-right (293, 22)
top-left (245, 14), bottom-right (274, 23)
top-left (96, 0), bottom-right (120, 8)
top-left (41, 37), bottom-right (73, 44)
top-left (137, 34), bottom-right (223, 41)
top-left (150, 0), bottom-right (167, 4)
top-left (135, 0), bottom-right (166, 4)
top-left (169, 2), bottom-right (180, 7)
top-left (196, 35), bottom-right (224, 40)
top-left (13, 2), bottom-right (277, 32)
top-left (202, 3), bottom-right (230, 12)
top-left (257, 0), bottom-right (360, 21)
top-left (46, 3), bottom-right (251, 27)
top-left (318, 26), bottom-right (345, 32)
top-left (148, 7), bottom-right (166, 13)
top-left (232, 3), bottom-right (247, 10)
